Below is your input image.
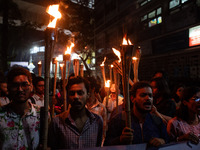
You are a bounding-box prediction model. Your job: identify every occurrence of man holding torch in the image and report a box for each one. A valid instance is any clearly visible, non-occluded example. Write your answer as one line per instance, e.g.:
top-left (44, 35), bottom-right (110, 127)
top-left (104, 81), bottom-right (169, 148)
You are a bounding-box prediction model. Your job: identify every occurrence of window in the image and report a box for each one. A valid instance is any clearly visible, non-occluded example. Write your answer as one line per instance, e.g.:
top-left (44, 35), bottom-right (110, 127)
top-left (141, 7), bottom-right (162, 28)
top-left (169, 0), bottom-right (180, 9)
top-left (139, 0), bottom-right (151, 7)
top-left (169, 0), bottom-right (189, 9)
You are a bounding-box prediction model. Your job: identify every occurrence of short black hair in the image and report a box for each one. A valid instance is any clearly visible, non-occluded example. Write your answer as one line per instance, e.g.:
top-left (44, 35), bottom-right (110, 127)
top-left (66, 76), bottom-right (90, 94)
top-left (7, 66), bottom-right (32, 85)
top-left (33, 76), bottom-right (44, 87)
top-left (130, 81), bottom-right (152, 98)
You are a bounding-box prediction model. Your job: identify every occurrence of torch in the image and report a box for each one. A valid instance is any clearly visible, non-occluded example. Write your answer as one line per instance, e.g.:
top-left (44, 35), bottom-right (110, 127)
top-left (63, 42), bottom-right (74, 111)
top-left (59, 62), bottom-right (64, 80)
top-left (112, 48), bottom-right (134, 86)
top-left (113, 67), bottom-right (119, 113)
top-left (38, 61), bottom-right (42, 77)
top-left (109, 64), bottom-right (113, 86)
top-left (120, 36), bottom-right (135, 129)
top-left (100, 57), bottom-right (106, 84)
top-left (80, 63), bottom-right (84, 77)
top-left (51, 57), bottom-right (58, 118)
top-left (73, 59), bottom-right (79, 77)
top-left (42, 4), bottom-right (61, 149)
top-left (105, 80), bottom-right (111, 109)
top-left (132, 47), bottom-right (141, 83)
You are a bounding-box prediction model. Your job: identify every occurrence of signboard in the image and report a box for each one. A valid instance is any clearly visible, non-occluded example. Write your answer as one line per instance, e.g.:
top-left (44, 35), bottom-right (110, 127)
top-left (189, 25), bottom-right (200, 47)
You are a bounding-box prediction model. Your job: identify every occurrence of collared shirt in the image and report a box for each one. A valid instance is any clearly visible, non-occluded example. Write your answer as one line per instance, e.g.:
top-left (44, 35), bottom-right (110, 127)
top-left (0, 97), bottom-right (10, 106)
top-left (48, 108), bottom-right (103, 149)
top-left (0, 102), bottom-right (40, 150)
top-left (29, 94), bottom-right (44, 107)
top-left (167, 116), bottom-right (200, 141)
top-left (103, 95), bottom-right (124, 120)
top-left (86, 98), bottom-right (107, 144)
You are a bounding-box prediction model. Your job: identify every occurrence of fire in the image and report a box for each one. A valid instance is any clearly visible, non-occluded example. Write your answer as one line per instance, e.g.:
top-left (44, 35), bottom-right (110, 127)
top-left (65, 42), bottom-right (75, 55)
top-left (122, 36), bottom-right (132, 45)
top-left (132, 57), bottom-right (137, 61)
top-left (111, 64), bottom-right (113, 68)
top-left (112, 48), bottom-right (121, 62)
top-left (38, 61), bottom-right (42, 64)
top-left (105, 80), bottom-right (111, 88)
top-left (47, 4), bottom-right (62, 28)
top-left (100, 57), bottom-right (106, 66)
top-left (59, 63), bottom-right (64, 68)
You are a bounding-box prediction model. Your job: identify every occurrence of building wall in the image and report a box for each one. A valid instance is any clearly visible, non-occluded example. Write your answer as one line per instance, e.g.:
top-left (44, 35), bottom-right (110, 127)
top-left (94, 0), bottom-right (200, 84)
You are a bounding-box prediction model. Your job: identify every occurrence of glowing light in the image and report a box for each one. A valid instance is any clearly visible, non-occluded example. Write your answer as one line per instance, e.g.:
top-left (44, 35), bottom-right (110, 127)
top-left (112, 48), bottom-right (121, 62)
top-left (100, 57), bottom-right (106, 66)
top-left (47, 4), bottom-right (62, 28)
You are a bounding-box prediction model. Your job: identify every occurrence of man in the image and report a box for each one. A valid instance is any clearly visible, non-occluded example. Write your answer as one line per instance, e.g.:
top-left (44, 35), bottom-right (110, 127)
top-left (85, 77), bottom-right (107, 146)
top-left (0, 66), bottom-right (40, 149)
top-left (29, 76), bottom-right (45, 107)
top-left (103, 84), bottom-right (124, 121)
top-left (48, 76), bottom-right (103, 149)
top-left (104, 81), bottom-right (168, 147)
top-left (0, 78), bottom-right (10, 106)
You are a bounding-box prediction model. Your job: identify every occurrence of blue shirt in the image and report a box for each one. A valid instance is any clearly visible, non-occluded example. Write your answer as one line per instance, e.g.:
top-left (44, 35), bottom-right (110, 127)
top-left (104, 112), bottom-right (169, 146)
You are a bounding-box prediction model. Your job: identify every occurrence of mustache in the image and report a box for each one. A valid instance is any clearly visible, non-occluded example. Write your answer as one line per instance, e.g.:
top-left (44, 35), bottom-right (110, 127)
top-left (143, 101), bottom-right (152, 105)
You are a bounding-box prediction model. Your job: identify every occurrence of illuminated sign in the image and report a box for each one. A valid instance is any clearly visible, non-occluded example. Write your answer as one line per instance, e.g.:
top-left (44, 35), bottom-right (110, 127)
top-left (189, 25), bottom-right (200, 47)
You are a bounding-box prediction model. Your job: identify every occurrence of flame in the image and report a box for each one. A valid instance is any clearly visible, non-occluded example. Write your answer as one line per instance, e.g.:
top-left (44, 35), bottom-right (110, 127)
top-left (105, 80), bottom-right (111, 88)
top-left (65, 42), bottom-right (75, 55)
top-left (112, 48), bottom-right (121, 62)
top-left (132, 57), bottom-right (137, 61)
top-left (38, 61), bottom-right (42, 64)
top-left (122, 36), bottom-right (133, 45)
top-left (47, 4), bottom-right (62, 28)
top-left (100, 57), bottom-right (106, 66)
top-left (59, 63), bottom-right (64, 68)
top-left (111, 64), bottom-right (113, 68)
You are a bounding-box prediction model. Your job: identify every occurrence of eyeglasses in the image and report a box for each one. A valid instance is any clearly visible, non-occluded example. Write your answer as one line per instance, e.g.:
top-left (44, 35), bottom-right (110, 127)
top-left (11, 82), bottom-right (30, 90)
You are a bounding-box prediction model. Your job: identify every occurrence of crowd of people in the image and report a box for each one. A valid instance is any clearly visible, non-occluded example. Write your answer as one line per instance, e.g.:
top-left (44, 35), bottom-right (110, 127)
top-left (0, 66), bottom-right (199, 149)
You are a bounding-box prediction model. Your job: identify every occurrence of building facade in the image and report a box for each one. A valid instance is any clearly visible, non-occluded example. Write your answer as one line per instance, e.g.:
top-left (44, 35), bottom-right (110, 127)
top-left (94, 0), bottom-right (200, 86)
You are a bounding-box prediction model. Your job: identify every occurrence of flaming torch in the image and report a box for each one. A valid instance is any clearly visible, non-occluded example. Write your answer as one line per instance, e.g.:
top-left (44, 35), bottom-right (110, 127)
top-left (43, 4), bottom-right (61, 149)
top-left (63, 42), bottom-right (74, 111)
top-left (51, 57), bottom-right (58, 118)
top-left (59, 63), bottom-right (64, 80)
top-left (120, 35), bottom-right (134, 130)
top-left (109, 64), bottom-right (113, 85)
top-left (80, 63), bottom-right (84, 77)
top-left (100, 57), bottom-right (107, 84)
top-left (113, 67), bottom-right (119, 113)
top-left (132, 47), bottom-right (141, 83)
top-left (112, 48), bottom-right (134, 86)
top-left (73, 59), bottom-right (79, 77)
top-left (105, 80), bottom-right (111, 109)
top-left (38, 61), bottom-right (42, 76)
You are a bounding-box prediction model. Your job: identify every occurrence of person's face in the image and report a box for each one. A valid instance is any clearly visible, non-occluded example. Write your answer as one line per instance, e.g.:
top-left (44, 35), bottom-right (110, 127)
top-left (35, 81), bottom-right (44, 95)
top-left (184, 91), bottom-right (200, 114)
top-left (132, 87), bottom-right (153, 113)
top-left (176, 87), bottom-right (184, 98)
top-left (68, 83), bottom-right (88, 111)
top-left (150, 81), bottom-right (158, 97)
top-left (9, 75), bottom-right (32, 103)
top-left (0, 83), bottom-right (8, 96)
